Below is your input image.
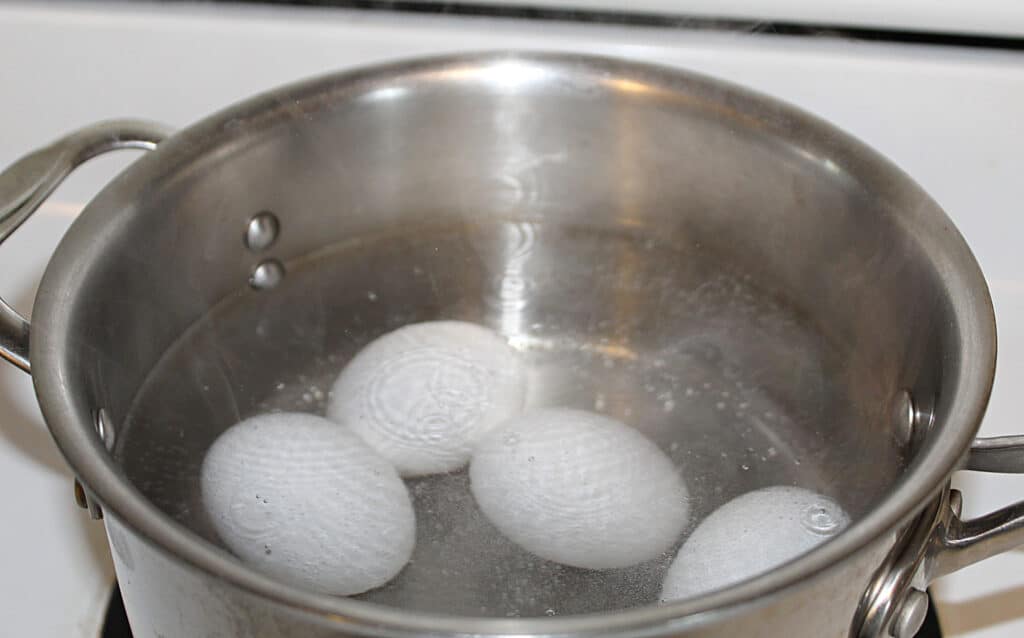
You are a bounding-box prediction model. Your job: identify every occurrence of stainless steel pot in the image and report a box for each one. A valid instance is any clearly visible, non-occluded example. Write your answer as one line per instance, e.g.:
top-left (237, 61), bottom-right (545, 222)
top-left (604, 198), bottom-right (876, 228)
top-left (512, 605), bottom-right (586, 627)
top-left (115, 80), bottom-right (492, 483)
top-left (1, 53), bottom-right (1022, 638)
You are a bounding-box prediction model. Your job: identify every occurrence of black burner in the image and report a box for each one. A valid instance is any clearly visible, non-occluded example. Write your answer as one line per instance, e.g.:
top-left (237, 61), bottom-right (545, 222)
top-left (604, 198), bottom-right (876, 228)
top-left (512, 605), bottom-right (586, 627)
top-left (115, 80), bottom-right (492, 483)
top-left (102, 583), bottom-right (944, 636)
top-left (102, 584), bottom-right (132, 638)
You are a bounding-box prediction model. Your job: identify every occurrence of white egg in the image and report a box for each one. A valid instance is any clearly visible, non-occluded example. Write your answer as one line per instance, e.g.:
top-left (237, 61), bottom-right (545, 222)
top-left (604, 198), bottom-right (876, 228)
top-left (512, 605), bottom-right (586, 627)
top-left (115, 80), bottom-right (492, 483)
top-left (660, 486), bottom-right (849, 602)
top-left (200, 412), bottom-right (415, 596)
top-left (327, 321), bottom-right (526, 476)
top-left (469, 408), bottom-right (689, 569)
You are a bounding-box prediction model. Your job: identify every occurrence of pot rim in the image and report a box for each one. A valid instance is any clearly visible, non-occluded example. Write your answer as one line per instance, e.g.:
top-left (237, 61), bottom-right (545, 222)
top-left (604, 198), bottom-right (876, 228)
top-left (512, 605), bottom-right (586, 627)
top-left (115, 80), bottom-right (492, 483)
top-left (28, 51), bottom-right (997, 636)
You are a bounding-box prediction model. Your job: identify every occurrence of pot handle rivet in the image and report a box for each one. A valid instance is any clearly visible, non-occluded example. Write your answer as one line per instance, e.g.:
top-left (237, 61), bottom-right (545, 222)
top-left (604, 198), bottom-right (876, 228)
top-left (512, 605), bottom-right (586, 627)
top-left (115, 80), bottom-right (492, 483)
top-left (892, 390), bottom-right (916, 447)
top-left (95, 408), bottom-right (116, 451)
top-left (250, 258), bottom-right (285, 290)
top-left (244, 211), bottom-right (280, 252)
top-left (73, 478), bottom-right (103, 520)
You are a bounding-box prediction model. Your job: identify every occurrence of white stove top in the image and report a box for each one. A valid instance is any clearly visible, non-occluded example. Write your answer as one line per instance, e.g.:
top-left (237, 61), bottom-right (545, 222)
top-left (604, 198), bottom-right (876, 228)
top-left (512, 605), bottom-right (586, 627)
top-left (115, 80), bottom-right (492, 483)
top-left (1, 3), bottom-right (1022, 636)
top-left (406, 0), bottom-right (1024, 38)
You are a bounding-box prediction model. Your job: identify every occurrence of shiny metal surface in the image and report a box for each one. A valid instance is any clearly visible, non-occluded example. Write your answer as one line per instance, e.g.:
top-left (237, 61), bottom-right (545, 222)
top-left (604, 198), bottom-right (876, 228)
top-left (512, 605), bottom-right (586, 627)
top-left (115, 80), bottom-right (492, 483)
top-left (944, 436), bottom-right (1024, 578)
top-left (0, 53), bottom-right (1007, 636)
top-left (852, 491), bottom-right (946, 638)
top-left (890, 589), bottom-right (929, 638)
top-left (854, 473), bottom-right (1024, 637)
top-left (0, 120), bottom-right (171, 372)
top-left (245, 211), bottom-right (281, 252)
top-left (968, 435), bottom-right (1024, 473)
top-left (103, 510), bottom-right (893, 638)
top-left (891, 391), bottom-right (917, 449)
top-left (95, 407), bottom-right (116, 452)
top-left (933, 492), bottom-right (1024, 580)
top-left (249, 258), bottom-right (286, 290)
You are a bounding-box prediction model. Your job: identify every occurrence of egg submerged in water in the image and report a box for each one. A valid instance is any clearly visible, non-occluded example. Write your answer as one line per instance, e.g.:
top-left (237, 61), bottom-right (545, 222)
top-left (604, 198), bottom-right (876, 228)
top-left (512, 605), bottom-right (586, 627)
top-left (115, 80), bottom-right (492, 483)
top-left (470, 408), bottom-right (690, 569)
top-left (327, 320), bottom-right (527, 476)
top-left (660, 485), bottom-right (849, 602)
top-left (200, 412), bottom-right (416, 596)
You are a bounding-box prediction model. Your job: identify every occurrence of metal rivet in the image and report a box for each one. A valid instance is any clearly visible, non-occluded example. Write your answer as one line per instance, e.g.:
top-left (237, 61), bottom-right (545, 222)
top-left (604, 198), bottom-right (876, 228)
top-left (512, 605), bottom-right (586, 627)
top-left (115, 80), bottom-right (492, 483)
top-left (73, 478), bottom-right (103, 520)
top-left (893, 390), bottom-right (916, 446)
top-left (74, 479), bottom-right (88, 509)
top-left (249, 259), bottom-right (285, 290)
top-left (94, 408), bottom-right (116, 451)
top-left (890, 589), bottom-right (929, 638)
top-left (244, 211), bottom-right (280, 252)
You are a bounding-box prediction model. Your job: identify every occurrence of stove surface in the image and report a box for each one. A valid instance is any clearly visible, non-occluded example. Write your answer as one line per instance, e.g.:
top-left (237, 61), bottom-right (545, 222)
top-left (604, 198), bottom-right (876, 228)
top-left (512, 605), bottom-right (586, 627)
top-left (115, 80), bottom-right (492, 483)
top-left (0, 3), bottom-right (1022, 637)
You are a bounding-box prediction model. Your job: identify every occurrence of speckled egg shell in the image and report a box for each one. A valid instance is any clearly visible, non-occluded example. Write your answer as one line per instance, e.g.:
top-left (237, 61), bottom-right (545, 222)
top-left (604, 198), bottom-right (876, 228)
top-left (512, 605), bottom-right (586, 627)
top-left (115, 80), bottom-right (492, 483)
top-left (470, 408), bottom-right (689, 569)
top-left (327, 321), bottom-right (527, 476)
top-left (661, 485), bottom-right (849, 602)
top-left (201, 412), bottom-right (416, 596)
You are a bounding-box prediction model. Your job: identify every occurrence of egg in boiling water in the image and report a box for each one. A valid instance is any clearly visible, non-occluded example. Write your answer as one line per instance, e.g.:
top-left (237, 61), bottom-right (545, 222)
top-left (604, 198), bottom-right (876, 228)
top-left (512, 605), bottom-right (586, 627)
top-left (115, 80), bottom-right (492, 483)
top-left (327, 321), bottom-right (527, 476)
top-left (470, 408), bottom-right (690, 569)
top-left (201, 412), bottom-right (415, 596)
top-left (660, 486), bottom-right (849, 601)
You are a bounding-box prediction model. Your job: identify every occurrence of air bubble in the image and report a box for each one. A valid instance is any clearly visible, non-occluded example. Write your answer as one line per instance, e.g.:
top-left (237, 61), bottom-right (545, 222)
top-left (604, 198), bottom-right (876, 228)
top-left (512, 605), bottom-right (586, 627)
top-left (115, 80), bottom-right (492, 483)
top-left (801, 504), bottom-right (841, 536)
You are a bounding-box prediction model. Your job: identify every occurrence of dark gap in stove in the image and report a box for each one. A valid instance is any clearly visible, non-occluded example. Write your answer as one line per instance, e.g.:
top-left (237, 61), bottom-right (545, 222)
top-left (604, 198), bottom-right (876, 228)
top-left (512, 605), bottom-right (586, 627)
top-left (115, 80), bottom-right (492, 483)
top-left (102, 584), bottom-right (132, 638)
top-left (101, 582), bottom-right (945, 636)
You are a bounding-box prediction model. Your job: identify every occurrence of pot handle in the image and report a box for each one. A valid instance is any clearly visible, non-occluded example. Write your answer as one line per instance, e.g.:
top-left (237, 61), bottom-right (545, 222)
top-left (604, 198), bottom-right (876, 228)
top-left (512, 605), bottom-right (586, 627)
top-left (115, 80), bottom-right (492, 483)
top-left (852, 436), bottom-right (1024, 638)
top-left (931, 436), bottom-right (1024, 574)
top-left (0, 120), bottom-right (172, 373)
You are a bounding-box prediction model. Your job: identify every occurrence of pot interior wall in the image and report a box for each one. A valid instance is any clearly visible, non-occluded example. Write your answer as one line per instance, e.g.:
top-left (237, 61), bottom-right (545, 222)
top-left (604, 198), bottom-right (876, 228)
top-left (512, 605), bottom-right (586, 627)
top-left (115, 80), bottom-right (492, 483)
top-left (57, 56), bottom-right (956, 617)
